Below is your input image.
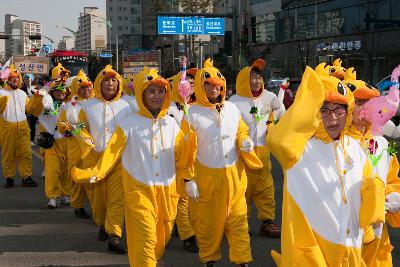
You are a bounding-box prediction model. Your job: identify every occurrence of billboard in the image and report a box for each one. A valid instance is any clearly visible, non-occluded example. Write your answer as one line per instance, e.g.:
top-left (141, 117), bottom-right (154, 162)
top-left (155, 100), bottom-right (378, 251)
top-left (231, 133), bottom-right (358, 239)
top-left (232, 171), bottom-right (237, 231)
top-left (12, 56), bottom-right (49, 75)
top-left (123, 50), bottom-right (161, 75)
top-left (157, 16), bottom-right (225, 35)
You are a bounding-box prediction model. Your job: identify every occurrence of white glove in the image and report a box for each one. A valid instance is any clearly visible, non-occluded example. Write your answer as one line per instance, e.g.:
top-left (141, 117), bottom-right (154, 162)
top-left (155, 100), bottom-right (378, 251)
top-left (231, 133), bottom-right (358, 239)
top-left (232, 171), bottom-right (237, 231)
top-left (89, 176), bottom-right (97, 184)
top-left (241, 139), bottom-right (254, 153)
top-left (185, 180), bottom-right (199, 201)
top-left (385, 192), bottom-right (400, 213)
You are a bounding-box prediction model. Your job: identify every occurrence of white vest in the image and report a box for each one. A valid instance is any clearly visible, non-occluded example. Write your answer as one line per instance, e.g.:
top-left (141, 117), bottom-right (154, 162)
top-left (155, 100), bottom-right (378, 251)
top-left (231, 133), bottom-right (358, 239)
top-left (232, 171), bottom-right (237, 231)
top-left (0, 88), bottom-right (28, 123)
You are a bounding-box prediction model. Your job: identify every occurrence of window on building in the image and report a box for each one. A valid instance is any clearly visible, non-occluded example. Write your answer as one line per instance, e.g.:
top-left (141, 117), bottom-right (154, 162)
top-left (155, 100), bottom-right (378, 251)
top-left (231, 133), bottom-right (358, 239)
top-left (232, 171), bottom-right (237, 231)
top-left (119, 26), bottom-right (123, 30)
top-left (109, 7), bottom-right (113, 11)
top-left (119, 16), bottom-right (122, 20)
top-left (125, 17), bottom-right (128, 20)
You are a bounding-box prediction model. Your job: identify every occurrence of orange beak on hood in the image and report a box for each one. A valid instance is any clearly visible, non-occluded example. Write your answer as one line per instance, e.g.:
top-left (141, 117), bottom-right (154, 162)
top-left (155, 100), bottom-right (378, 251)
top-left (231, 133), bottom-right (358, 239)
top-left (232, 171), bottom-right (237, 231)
top-left (149, 78), bottom-right (169, 87)
top-left (332, 70), bottom-right (345, 79)
top-left (353, 87), bottom-right (380, 100)
top-left (103, 70), bottom-right (118, 78)
top-left (80, 80), bottom-right (93, 87)
top-left (205, 77), bottom-right (225, 86)
top-left (325, 92), bottom-right (348, 105)
top-left (8, 72), bottom-right (19, 79)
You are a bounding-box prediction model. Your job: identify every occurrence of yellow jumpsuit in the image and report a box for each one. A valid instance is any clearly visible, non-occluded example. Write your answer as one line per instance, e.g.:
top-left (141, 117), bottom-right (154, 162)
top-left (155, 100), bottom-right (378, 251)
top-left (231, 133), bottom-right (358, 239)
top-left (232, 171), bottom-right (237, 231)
top-left (57, 70), bottom-right (94, 209)
top-left (0, 66), bottom-right (33, 180)
top-left (72, 69), bottom-right (195, 267)
top-left (267, 66), bottom-right (385, 266)
top-left (230, 62), bottom-right (285, 222)
top-left (187, 59), bottom-right (263, 264)
top-left (167, 73), bottom-right (196, 241)
top-left (344, 70), bottom-right (400, 267)
top-left (28, 93), bottom-right (70, 200)
top-left (75, 65), bottom-right (132, 238)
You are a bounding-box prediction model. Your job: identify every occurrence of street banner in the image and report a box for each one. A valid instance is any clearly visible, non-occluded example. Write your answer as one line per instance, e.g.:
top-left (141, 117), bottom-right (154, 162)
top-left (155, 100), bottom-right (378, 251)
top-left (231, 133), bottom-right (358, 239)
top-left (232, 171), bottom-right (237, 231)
top-left (13, 56), bottom-right (49, 75)
top-left (123, 50), bottom-right (161, 75)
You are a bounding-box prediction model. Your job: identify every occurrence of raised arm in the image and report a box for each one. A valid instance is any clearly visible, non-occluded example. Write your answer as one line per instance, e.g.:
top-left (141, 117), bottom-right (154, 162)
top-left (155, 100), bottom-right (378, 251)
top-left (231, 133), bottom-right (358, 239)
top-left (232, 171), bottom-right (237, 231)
top-left (267, 67), bottom-right (325, 170)
top-left (71, 126), bottom-right (127, 183)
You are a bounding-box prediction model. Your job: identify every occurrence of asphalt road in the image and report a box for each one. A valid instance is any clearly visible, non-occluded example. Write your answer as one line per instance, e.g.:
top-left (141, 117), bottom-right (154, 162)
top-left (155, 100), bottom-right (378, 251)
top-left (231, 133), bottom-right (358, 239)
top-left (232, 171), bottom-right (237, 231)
top-left (0, 145), bottom-right (399, 267)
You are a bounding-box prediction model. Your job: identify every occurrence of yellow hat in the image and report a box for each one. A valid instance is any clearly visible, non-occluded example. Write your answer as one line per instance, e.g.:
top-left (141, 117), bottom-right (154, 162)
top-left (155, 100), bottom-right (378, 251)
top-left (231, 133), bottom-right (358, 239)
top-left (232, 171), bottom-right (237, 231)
top-left (6, 64), bottom-right (23, 89)
top-left (343, 67), bottom-right (380, 100)
top-left (327, 58), bottom-right (346, 80)
top-left (93, 65), bottom-right (124, 101)
top-left (235, 59), bottom-right (265, 98)
top-left (70, 69), bottom-right (93, 100)
top-left (135, 68), bottom-right (171, 119)
top-left (51, 63), bottom-right (71, 80)
top-left (193, 58), bottom-right (226, 108)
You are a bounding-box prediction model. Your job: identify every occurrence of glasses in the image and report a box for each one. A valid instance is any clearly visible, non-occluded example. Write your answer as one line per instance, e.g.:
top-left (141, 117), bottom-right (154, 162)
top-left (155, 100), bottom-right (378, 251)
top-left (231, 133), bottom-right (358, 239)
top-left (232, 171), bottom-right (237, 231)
top-left (320, 105), bottom-right (347, 118)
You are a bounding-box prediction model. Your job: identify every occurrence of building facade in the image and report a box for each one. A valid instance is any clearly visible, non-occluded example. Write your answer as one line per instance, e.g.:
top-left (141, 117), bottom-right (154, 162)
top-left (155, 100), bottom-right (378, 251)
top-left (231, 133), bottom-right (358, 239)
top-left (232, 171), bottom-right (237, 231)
top-left (4, 14), bottom-right (42, 58)
top-left (58, 36), bottom-right (75, 50)
top-left (75, 7), bottom-right (107, 52)
top-left (106, 0), bottom-right (142, 51)
top-left (250, 0), bottom-right (400, 84)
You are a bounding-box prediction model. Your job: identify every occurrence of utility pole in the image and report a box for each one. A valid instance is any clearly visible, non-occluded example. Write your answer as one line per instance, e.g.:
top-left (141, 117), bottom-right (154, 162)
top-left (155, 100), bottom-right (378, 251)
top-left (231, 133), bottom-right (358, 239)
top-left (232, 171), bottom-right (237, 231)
top-left (116, 34), bottom-right (119, 72)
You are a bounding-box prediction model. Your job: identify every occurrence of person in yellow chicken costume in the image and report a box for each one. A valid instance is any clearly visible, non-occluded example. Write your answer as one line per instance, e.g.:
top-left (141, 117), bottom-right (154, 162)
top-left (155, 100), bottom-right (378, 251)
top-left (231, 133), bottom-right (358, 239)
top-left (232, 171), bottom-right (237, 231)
top-left (122, 73), bottom-right (139, 112)
top-left (185, 59), bottom-right (263, 267)
top-left (27, 78), bottom-right (71, 209)
top-left (71, 68), bottom-right (195, 267)
top-left (267, 65), bottom-right (386, 266)
top-left (168, 67), bottom-right (199, 253)
top-left (57, 69), bottom-right (94, 219)
top-left (0, 64), bottom-right (38, 188)
top-left (71, 65), bottom-right (132, 254)
top-left (343, 67), bottom-right (400, 267)
top-left (230, 59), bottom-right (285, 238)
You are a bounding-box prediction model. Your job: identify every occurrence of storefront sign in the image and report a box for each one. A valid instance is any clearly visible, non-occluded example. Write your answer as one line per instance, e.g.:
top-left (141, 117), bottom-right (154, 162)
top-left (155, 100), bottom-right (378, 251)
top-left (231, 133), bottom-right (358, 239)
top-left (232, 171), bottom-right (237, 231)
top-left (316, 40), bottom-right (362, 52)
top-left (12, 56), bottom-right (49, 75)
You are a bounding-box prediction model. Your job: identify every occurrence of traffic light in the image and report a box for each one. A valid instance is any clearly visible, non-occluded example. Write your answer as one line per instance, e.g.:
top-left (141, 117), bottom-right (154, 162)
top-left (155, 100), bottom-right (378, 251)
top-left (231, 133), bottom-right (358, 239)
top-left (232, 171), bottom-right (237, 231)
top-left (29, 35), bottom-right (41, 40)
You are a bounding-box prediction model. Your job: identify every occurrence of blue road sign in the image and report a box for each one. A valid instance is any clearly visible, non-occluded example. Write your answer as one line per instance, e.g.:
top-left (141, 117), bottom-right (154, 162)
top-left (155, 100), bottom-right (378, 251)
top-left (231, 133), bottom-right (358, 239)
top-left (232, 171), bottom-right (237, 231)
top-left (43, 45), bottom-right (52, 53)
top-left (157, 16), bottom-right (225, 35)
top-left (99, 53), bottom-right (113, 58)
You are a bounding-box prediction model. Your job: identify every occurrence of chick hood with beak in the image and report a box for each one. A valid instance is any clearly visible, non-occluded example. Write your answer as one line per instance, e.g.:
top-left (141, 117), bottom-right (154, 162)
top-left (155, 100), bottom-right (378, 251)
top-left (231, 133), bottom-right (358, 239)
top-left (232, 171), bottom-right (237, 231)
top-left (93, 65), bottom-right (124, 102)
top-left (136, 68), bottom-right (171, 119)
top-left (194, 58), bottom-right (226, 108)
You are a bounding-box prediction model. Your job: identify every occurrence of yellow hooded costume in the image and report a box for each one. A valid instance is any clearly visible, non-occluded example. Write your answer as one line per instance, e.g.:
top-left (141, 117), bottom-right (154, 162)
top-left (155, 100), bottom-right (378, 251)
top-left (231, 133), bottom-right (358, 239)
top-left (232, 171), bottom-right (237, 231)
top-left (27, 78), bottom-right (71, 202)
top-left (186, 59), bottom-right (263, 264)
top-left (71, 68), bottom-right (195, 266)
top-left (0, 64), bottom-right (34, 181)
top-left (344, 68), bottom-right (400, 267)
top-left (267, 65), bottom-right (385, 266)
top-left (51, 62), bottom-right (71, 81)
top-left (230, 59), bottom-right (285, 226)
top-left (166, 71), bottom-right (197, 243)
top-left (72, 65), bottom-right (132, 238)
top-left (57, 69), bottom-right (94, 210)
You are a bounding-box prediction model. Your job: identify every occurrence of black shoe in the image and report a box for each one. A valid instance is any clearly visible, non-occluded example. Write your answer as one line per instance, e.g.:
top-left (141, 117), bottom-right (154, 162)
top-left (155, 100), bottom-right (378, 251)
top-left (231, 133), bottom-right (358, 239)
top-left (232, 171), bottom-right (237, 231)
top-left (108, 234), bottom-right (126, 254)
top-left (98, 226), bottom-right (108, 241)
top-left (4, 178), bottom-right (14, 188)
top-left (183, 235), bottom-right (199, 253)
top-left (237, 264), bottom-right (249, 267)
top-left (21, 177), bottom-right (38, 187)
top-left (74, 208), bottom-right (90, 219)
top-left (204, 262), bottom-right (216, 267)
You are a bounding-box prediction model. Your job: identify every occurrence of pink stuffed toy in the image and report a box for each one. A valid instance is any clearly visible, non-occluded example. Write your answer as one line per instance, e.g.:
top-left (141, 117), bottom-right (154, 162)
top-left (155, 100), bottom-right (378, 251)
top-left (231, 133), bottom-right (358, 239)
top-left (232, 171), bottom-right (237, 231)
top-left (360, 65), bottom-right (400, 135)
top-left (178, 56), bottom-right (192, 105)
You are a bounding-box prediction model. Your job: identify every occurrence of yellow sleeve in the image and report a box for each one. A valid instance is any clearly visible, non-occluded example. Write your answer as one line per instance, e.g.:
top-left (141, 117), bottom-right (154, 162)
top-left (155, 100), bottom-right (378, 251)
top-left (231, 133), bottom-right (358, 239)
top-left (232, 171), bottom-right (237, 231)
top-left (75, 109), bottom-right (95, 159)
top-left (360, 160), bottom-right (386, 229)
top-left (386, 156), bottom-right (400, 227)
top-left (0, 95), bottom-right (8, 114)
top-left (236, 116), bottom-right (263, 170)
top-left (57, 109), bottom-right (71, 135)
top-left (267, 67), bottom-right (325, 170)
top-left (175, 118), bottom-right (196, 182)
top-left (25, 95), bottom-right (44, 117)
top-left (71, 126), bottom-right (127, 183)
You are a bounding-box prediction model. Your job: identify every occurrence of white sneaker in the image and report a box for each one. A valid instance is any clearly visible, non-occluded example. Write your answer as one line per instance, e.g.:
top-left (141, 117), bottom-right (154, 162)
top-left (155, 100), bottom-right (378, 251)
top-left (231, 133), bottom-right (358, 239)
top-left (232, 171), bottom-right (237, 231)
top-left (47, 199), bottom-right (57, 210)
top-left (30, 141), bottom-right (35, 146)
top-left (58, 195), bottom-right (70, 205)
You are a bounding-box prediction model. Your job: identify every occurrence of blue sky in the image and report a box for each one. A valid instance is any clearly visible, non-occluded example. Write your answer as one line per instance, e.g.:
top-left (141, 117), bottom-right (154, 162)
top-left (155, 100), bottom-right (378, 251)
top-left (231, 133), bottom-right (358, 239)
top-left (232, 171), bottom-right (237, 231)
top-left (0, 0), bottom-right (106, 46)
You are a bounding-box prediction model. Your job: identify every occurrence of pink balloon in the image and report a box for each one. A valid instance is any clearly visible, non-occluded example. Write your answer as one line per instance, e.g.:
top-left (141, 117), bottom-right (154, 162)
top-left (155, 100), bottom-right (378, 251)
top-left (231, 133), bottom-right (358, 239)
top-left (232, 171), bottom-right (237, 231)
top-left (0, 67), bottom-right (10, 80)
